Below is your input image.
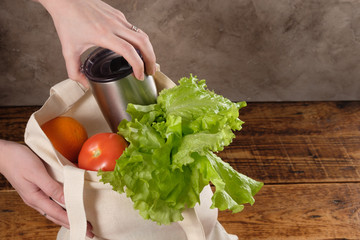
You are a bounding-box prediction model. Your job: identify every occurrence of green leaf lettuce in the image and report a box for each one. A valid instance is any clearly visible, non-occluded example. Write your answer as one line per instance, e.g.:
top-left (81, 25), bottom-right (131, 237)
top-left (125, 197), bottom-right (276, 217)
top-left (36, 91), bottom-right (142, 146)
top-left (99, 75), bottom-right (263, 225)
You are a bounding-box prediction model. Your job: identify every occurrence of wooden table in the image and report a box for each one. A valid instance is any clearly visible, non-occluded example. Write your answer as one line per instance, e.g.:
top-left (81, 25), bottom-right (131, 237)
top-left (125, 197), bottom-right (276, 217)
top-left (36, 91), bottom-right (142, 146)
top-left (1, 102), bottom-right (360, 239)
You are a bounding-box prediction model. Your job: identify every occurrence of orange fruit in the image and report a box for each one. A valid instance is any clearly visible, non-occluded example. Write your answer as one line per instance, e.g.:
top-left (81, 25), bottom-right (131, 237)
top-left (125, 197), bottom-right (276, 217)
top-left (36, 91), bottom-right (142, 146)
top-left (41, 116), bottom-right (88, 162)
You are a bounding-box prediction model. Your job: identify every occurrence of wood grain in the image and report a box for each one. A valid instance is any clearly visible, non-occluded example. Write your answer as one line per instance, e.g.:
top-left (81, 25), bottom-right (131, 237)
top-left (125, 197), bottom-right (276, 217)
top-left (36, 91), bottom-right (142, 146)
top-left (219, 183), bottom-right (360, 239)
top-left (218, 101), bottom-right (360, 184)
top-left (1, 184), bottom-right (359, 240)
top-left (0, 102), bottom-right (359, 239)
top-left (0, 191), bottom-right (59, 240)
top-left (0, 106), bottom-right (39, 143)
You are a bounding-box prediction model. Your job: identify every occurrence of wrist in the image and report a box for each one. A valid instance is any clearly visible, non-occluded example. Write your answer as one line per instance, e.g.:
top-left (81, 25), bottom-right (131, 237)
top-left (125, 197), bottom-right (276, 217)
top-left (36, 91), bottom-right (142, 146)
top-left (36, 0), bottom-right (57, 11)
top-left (36, 0), bottom-right (69, 16)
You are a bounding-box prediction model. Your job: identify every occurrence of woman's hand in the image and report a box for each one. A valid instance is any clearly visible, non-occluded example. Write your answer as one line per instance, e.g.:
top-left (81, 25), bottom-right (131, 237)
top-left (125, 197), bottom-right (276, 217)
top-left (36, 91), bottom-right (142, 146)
top-left (36, 0), bottom-right (156, 87)
top-left (0, 140), bottom-right (94, 238)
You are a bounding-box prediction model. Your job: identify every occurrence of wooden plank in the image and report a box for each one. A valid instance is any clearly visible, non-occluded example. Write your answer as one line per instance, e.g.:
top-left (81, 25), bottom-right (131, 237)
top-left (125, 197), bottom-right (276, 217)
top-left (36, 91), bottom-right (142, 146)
top-left (1, 183), bottom-right (358, 240)
top-left (218, 183), bottom-right (360, 240)
top-left (220, 135), bottom-right (360, 184)
top-left (0, 190), bottom-right (59, 240)
top-left (1, 102), bottom-right (360, 185)
top-left (218, 101), bottom-right (360, 183)
top-left (236, 101), bottom-right (360, 138)
top-left (0, 106), bottom-right (39, 143)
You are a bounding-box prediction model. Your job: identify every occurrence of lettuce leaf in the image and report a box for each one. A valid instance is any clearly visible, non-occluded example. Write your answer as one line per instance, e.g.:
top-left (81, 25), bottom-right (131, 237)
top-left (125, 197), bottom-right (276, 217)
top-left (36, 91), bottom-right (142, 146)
top-left (99, 75), bottom-right (263, 225)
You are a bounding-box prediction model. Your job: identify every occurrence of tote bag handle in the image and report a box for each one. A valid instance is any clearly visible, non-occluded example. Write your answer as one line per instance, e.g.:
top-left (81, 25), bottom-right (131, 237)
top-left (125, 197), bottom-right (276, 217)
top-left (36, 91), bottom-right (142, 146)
top-left (179, 208), bottom-right (206, 240)
top-left (63, 165), bottom-right (87, 240)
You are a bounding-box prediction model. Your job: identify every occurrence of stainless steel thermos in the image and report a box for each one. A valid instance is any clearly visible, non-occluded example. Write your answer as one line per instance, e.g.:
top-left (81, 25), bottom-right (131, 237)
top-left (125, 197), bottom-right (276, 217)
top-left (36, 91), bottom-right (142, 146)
top-left (82, 47), bottom-right (157, 132)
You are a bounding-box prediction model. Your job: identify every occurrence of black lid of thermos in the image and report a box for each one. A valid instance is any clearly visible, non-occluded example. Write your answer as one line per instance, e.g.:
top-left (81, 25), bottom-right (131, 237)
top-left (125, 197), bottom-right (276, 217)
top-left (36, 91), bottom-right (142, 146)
top-left (82, 47), bottom-right (135, 82)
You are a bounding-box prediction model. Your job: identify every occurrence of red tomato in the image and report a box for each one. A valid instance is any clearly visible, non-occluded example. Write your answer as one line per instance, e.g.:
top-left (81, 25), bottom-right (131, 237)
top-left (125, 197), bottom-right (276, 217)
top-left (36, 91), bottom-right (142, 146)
top-left (78, 132), bottom-right (128, 171)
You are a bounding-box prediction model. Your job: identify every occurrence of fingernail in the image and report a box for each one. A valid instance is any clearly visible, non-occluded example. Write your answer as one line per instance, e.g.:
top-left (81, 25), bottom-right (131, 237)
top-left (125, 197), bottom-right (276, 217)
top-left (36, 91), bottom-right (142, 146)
top-left (61, 195), bottom-right (65, 205)
top-left (87, 222), bottom-right (93, 231)
top-left (86, 222), bottom-right (94, 238)
top-left (139, 72), bottom-right (145, 81)
top-left (86, 231), bottom-right (94, 239)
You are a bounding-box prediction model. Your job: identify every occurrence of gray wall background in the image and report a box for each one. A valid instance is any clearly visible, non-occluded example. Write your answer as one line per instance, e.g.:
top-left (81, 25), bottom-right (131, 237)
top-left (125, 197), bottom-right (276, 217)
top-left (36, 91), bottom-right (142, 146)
top-left (1, 0), bottom-right (359, 106)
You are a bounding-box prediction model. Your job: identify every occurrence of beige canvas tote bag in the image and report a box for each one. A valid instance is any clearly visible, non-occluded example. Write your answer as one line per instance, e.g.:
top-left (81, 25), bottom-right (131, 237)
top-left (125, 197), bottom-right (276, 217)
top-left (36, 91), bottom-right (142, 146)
top-left (24, 69), bottom-right (238, 240)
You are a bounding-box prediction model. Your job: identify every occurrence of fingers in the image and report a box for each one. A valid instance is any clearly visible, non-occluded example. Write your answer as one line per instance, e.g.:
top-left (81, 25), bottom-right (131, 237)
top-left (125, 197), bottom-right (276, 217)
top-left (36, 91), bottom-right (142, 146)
top-left (97, 29), bottom-right (156, 80)
top-left (100, 38), bottom-right (144, 80)
top-left (24, 191), bottom-right (94, 239)
top-left (21, 189), bottom-right (69, 228)
top-left (34, 169), bottom-right (94, 238)
top-left (63, 50), bottom-right (90, 88)
top-left (31, 161), bottom-right (65, 206)
top-left (23, 174), bottom-right (95, 238)
top-left (127, 29), bottom-right (157, 76)
top-left (106, 7), bottom-right (156, 76)
top-left (110, 19), bottom-right (156, 77)
top-left (63, 33), bottom-right (154, 82)
top-left (24, 166), bottom-right (69, 226)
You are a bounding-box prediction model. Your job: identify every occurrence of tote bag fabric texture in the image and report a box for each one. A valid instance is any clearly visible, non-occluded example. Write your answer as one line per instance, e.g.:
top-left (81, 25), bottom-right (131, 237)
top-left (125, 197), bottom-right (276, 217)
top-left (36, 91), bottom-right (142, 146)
top-left (24, 70), bottom-right (238, 240)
